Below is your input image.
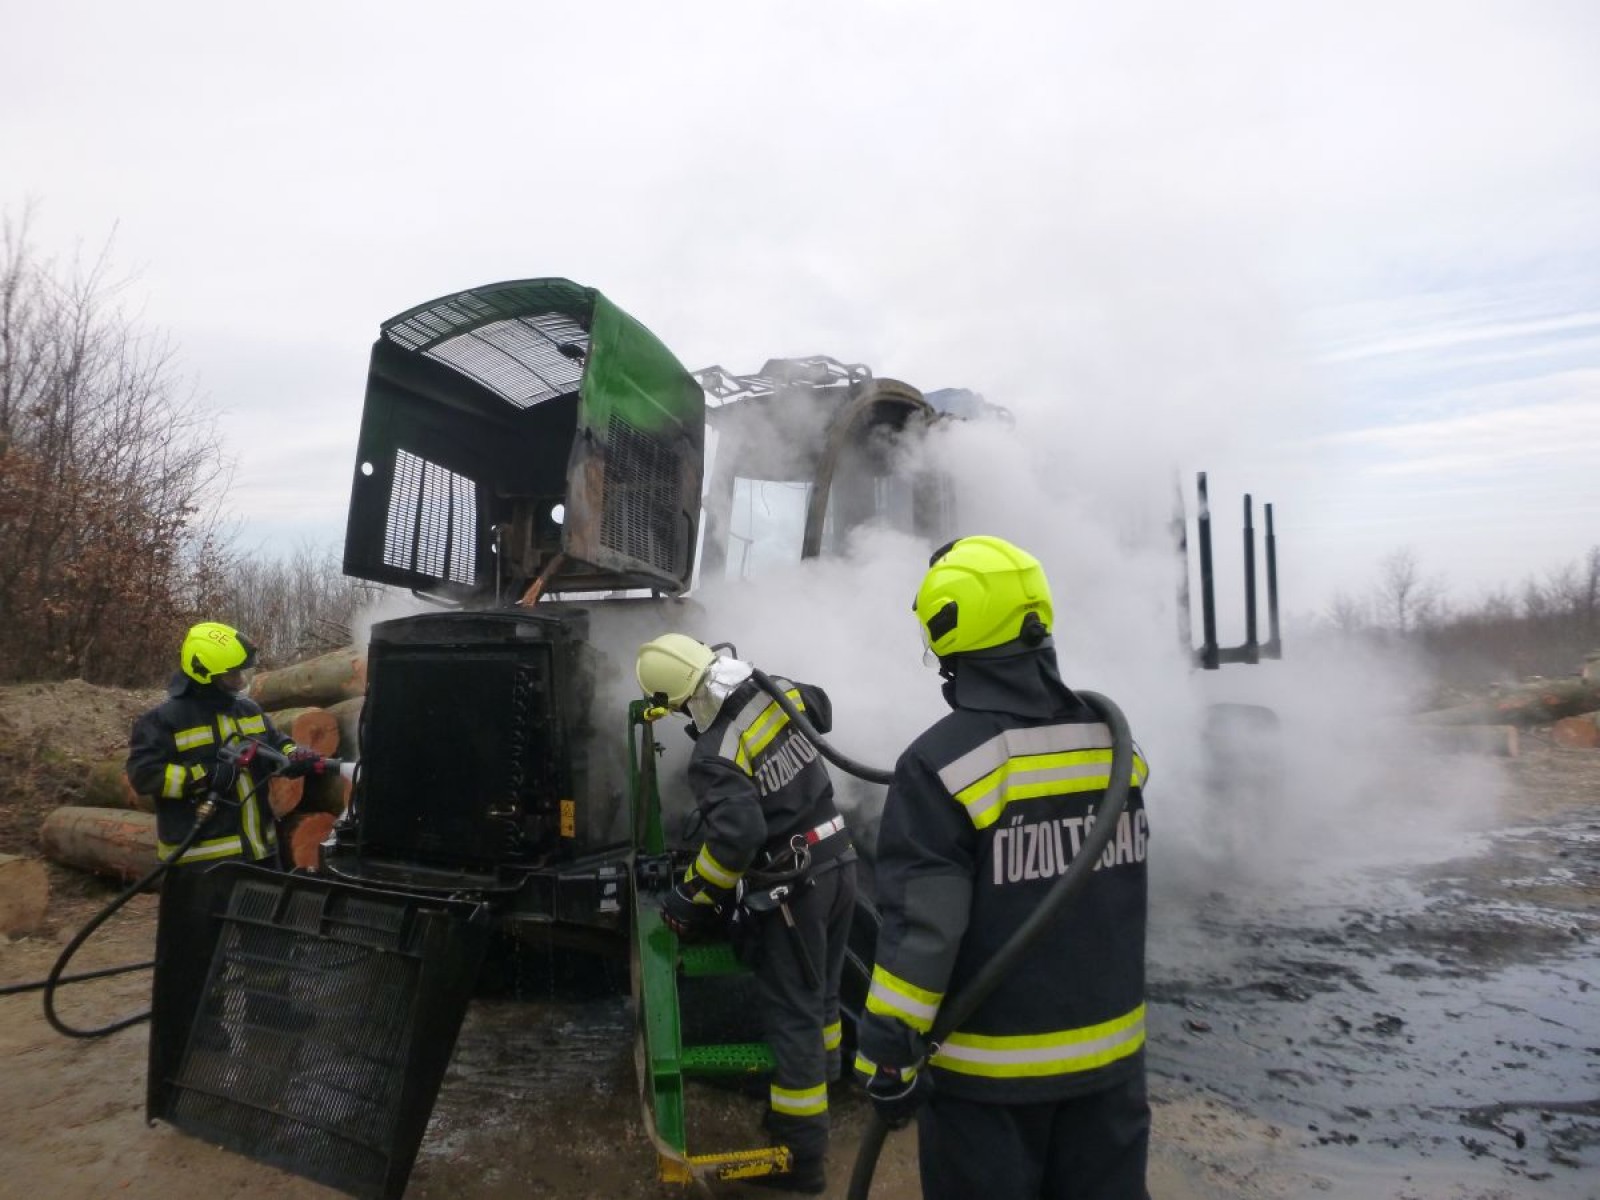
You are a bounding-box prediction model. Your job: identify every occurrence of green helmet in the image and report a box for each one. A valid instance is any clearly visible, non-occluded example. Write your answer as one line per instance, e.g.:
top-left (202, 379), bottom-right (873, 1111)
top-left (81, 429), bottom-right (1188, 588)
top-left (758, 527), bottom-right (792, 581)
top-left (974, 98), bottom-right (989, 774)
top-left (636, 633), bottom-right (717, 710)
top-left (914, 535), bottom-right (1053, 657)
top-left (180, 621), bottom-right (259, 685)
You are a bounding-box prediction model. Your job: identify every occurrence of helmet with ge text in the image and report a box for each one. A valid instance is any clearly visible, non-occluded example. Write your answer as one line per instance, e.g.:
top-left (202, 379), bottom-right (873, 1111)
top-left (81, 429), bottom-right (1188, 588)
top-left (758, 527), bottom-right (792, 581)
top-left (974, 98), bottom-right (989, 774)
top-left (914, 535), bottom-right (1053, 658)
top-left (180, 621), bottom-right (260, 687)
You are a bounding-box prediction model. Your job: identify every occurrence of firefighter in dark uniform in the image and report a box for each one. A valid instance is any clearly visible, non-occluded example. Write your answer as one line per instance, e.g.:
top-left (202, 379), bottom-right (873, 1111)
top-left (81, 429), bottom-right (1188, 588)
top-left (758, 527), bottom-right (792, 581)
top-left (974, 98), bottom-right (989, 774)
top-left (636, 634), bottom-right (858, 1195)
top-left (127, 622), bottom-right (324, 1104)
top-left (856, 536), bottom-right (1152, 1199)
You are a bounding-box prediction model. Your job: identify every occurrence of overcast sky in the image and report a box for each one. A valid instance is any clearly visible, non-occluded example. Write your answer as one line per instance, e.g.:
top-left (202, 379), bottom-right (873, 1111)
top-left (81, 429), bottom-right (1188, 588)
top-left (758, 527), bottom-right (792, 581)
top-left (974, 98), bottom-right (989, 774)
top-left (5, 0), bottom-right (1597, 616)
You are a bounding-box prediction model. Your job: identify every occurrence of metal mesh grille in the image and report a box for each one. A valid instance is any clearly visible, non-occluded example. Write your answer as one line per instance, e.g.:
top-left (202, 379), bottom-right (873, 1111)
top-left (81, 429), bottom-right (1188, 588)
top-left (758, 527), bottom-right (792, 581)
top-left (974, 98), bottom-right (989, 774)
top-left (599, 414), bottom-right (681, 575)
top-left (383, 291), bottom-right (496, 351)
top-left (167, 883), bottom-right (425, 1197)
top-left (382, 449), bottom-right (476, 584)
top-left (420, 313), bottom-right (588, 409)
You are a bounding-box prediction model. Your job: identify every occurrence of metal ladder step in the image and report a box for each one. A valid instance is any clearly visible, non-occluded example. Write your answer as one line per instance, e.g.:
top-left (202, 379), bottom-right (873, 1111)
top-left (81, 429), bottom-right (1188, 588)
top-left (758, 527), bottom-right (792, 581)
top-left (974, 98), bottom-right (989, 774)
top-left (681, 1041), bottom-right (775, 1075)
top-left (678, 941), bottom-right (750, 978)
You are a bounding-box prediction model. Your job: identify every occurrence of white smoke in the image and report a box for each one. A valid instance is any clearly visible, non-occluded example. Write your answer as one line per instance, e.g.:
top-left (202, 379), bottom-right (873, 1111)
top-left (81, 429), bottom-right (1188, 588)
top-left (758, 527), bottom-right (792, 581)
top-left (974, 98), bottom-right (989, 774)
top-left (663, 406), bottom-right (1506, 902)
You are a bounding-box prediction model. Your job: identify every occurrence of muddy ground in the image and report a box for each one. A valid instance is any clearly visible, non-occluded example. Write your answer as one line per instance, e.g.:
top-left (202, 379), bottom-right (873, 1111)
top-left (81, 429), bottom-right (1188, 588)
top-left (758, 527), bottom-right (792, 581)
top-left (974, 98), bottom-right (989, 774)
top-left (1, 682), bottom-right (1597, 1199)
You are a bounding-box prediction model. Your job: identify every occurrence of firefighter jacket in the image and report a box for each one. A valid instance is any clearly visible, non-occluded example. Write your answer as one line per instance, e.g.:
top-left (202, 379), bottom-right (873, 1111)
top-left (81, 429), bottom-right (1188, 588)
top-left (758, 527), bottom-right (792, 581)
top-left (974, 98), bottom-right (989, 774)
top-left (126, 673), bottom-right (297, 866)
top-left (857, 640), bottom-right (1150, 1104)
top-left (682, 674), bottom-right (848, 893)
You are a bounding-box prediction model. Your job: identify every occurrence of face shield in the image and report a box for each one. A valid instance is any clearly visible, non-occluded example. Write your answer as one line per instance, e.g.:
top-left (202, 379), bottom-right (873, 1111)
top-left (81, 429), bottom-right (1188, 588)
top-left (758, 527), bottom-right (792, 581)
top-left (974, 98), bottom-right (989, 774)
top-left (686, 652), bottom-right (754, 731)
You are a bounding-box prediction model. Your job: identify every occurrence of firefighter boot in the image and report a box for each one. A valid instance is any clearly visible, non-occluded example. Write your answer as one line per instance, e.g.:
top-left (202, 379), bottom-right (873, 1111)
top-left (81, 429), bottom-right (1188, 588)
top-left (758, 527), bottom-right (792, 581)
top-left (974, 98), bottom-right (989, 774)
top-left (751, 1113), bottom-right (826, 1195)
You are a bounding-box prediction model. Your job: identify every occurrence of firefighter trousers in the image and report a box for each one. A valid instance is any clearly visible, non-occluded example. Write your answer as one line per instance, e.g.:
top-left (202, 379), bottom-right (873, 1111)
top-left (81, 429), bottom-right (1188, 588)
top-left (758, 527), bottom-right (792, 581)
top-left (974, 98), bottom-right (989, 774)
top-left (916, 1068), bottom-right (1150, 1200)
top-left (752, 856), bottom-right (858, 1162)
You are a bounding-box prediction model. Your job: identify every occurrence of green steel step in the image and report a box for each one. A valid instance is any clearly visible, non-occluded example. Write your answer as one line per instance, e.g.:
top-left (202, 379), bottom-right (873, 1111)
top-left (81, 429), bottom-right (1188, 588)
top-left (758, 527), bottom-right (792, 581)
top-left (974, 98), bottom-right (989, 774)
top-left (679, 942), bottom-right (751, 978)
top-left (681, 1041), bottom-right (776, 1075)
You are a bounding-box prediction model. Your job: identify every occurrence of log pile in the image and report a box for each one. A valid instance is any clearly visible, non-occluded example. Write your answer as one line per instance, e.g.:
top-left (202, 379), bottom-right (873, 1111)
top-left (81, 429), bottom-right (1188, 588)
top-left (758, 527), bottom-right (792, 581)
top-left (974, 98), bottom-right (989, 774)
top-left (1415, 652), bottom-right (1600, 756)
top-left (250, 648), bottom-right (367, 869)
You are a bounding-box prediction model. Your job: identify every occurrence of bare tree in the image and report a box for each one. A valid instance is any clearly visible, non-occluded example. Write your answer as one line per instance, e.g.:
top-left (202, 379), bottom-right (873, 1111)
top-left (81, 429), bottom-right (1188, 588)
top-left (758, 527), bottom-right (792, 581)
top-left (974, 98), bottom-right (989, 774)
top-left (0, 207), bottom-right (228, 683)
top-left (1325, 590), bottom-right (1371, 635)
top-left (1373, 547), bottom-right (1446, 635)
top-left (215, 541), bottom-right (382, 666)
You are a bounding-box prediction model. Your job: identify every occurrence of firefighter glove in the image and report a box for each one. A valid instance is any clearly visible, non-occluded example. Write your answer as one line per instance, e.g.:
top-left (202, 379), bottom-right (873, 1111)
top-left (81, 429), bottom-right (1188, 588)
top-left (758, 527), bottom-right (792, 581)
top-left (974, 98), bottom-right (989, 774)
top-left (866, 1062), bottom-right (932, 1130)
top-left (660, 880), bottom-right (725, 939)
top-left (282, 747), bottom-right (327, 778)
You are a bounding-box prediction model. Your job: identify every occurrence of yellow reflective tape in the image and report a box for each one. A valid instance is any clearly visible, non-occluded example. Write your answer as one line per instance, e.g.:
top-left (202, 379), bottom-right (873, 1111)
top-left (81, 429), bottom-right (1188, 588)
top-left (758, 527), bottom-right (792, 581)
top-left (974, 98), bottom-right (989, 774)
top-left (173, 725), bottom-right (214, 751)
top-left (241, 789), bottom-right (268, 858)
top-left (853, 1051), bottom-right (876, 1079)
top-left (865, 965), bottom-right (942, 1033)
top-left (933, 1004), bottom-right (1146, 1079)
top-left (693, 844), bottom-right (741, 890)
top-left (822, 1021), bottom-right (842, 1051)
top-left (216, 715), bottom-right (239, 740)
top-left (769, 1081), bottom-right (828, 1117)
top-left (238, 714), bottom-right (266, 735)
top-left (954, 751), bottom-right (1152, 830)
top-left (733, 690), bottom-right (805, 770)
top-left (158, 835), bottom-right (243, 864)
top-left (161, 764), bottom-right (188, 799)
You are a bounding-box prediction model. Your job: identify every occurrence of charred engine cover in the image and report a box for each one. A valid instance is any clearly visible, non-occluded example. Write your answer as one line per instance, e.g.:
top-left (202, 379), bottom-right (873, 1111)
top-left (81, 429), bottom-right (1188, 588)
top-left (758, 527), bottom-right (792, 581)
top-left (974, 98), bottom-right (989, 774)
top-left (348, 608), bottom-right (595, 875)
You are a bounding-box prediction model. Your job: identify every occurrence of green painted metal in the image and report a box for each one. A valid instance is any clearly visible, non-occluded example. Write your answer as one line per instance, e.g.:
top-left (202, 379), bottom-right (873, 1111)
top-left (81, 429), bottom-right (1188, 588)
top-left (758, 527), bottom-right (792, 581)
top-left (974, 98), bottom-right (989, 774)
top-left (582, 292), bottom-right (704, 436)
top-left (628, 701), bottom-right (667, 856)
top-left (677, 942), bottom-right (747, 978)
top-left (632, 704), bottom-right (686, 1153)
top-left (637, 894), bottom-right (688, 1153)
top-left (681, 1042), bottom-right (776, 1075)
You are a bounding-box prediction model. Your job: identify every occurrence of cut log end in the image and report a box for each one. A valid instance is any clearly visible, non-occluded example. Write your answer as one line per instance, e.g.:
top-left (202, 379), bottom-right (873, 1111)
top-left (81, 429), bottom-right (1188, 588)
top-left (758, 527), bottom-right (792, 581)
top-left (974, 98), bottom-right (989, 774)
top-left (1551, 713), bottom-right (1600, 749)
top-left (281, 812), bottom-right (337, 870)
top-left (0, 853), bottom-right (50, 937)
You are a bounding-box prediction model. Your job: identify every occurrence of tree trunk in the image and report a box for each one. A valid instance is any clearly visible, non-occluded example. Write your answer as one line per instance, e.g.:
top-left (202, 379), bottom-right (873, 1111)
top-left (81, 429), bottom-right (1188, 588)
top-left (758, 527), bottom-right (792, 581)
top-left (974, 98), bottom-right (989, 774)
top-left (0, 853), bottom-right (49, 937)
top-left (1416, 678), bottom-right (1600, 727)
top-left (39, 807), bottom-right (158, 884)
top-left (326, 696), bottom-right (363, 759)
top-left (266, 708), bottom-right (341, 818)
top-left (248, 646), bottom-right (367, 711)
top-left (1415, 724), bottom-right (1520, 758)
top-left (1551, 712), bottom-right (1600, 749)
top-left (81, 759), bottom-right (154, 812)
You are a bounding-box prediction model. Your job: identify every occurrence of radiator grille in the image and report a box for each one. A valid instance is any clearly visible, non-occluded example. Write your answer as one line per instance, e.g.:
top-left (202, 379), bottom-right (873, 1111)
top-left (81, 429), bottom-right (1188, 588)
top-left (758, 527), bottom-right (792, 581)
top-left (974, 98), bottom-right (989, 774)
top-left (599, 414), bottom-right (681, 576)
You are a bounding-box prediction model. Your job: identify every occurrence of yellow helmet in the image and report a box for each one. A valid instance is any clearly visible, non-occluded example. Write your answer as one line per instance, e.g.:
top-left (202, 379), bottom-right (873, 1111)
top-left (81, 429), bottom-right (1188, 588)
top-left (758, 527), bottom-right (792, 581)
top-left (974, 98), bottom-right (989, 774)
top-left (914, 535), bottom-right (1053, 657)
top-left (180, 621), bottom-right (259, 685)
top-left (636, 633), bottom-right (717, 710)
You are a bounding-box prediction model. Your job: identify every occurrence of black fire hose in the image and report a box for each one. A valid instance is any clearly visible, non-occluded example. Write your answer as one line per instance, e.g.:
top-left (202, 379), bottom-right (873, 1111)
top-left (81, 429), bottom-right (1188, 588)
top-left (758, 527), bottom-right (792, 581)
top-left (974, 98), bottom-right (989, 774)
top-left (38, 810), bottom-right (216, 1038)
top-left (21, 739), bottom-right (336, 1039)
top-left (749, 668), bottom-right (895, 787)
top-left (845, 689), bottom-right (1136, 1200)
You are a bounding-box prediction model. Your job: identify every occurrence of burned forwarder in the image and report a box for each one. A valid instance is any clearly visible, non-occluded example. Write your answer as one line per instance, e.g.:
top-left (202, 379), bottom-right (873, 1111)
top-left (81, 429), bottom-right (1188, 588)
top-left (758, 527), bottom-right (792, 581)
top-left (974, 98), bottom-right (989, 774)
top-left (146, 279), bottom-right (955, 1198)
